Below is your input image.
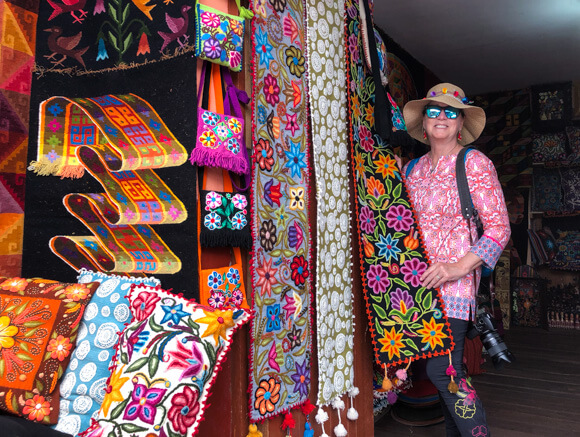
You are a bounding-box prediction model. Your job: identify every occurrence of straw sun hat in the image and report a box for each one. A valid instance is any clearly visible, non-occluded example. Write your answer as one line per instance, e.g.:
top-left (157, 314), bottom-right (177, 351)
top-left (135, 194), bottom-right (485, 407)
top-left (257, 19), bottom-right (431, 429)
top-left (402, 83), bottom-right (486, 146)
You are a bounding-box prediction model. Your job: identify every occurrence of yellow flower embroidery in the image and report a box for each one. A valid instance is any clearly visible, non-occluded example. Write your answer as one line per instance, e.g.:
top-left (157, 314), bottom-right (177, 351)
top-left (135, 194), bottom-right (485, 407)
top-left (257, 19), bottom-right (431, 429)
top-left (195, 308), bottom-right (234, 345)
top-left (289, 187), bottom-right (305, 210)
top-left (101, 366), bottom-right (129, 417)
top-left (0, 316), bottom-right (18, 350)
top-left (374, 154), bottom-right (398, 180)
top-left (378, 327), bottom-right (404, 360)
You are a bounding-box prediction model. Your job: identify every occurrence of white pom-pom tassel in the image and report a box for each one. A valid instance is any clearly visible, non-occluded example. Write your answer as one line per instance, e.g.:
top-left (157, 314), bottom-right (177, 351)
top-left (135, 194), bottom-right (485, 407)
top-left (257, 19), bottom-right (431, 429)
top-left (347, 386), bottom-right (359, 421)
top-left (315, 407), bottom-right (329, 437)
top-left (333, 423), bottom-right (347, 437)
top-left (331, 397), bottom-right (347, 437)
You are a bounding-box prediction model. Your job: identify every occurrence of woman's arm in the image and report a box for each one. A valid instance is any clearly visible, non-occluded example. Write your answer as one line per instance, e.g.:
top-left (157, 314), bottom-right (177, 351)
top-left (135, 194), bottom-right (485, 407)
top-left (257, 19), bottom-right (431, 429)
top-left (466, 150), bottom-right (511, 270)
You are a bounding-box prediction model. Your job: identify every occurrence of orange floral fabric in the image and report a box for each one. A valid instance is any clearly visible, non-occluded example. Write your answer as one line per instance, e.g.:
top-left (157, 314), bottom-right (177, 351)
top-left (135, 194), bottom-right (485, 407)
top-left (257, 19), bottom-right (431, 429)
top-left (0, 277), bottom-right (98, 424)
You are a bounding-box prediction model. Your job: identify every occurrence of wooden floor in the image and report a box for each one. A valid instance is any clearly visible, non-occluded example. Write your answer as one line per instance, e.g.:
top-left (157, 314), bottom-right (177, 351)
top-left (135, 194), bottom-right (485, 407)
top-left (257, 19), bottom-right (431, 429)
top-left (375, 327), bottom-right (580, 436)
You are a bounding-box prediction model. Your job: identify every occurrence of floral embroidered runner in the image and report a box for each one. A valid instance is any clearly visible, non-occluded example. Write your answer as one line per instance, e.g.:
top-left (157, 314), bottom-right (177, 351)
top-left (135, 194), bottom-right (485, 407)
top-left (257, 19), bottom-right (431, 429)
top-left (248, 0), bottom-right (313, 421)
top-left (34, 94), bottom-right (187, 274)
top-left (306, 0), bottom-right (354, 405)
top-left (345, 0), bottom-right (453, 367)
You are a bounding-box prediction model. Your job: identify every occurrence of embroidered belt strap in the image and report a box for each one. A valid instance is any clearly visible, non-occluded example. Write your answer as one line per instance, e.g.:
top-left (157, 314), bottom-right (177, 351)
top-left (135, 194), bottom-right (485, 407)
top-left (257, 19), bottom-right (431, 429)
top-left (34, 94), bottom-right (188, 274)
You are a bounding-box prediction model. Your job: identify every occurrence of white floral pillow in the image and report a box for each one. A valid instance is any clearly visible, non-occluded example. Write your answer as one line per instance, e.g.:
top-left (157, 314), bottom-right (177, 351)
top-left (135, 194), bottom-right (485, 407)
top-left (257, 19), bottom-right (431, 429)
top-left (80, 284), bottom-right (251, 436)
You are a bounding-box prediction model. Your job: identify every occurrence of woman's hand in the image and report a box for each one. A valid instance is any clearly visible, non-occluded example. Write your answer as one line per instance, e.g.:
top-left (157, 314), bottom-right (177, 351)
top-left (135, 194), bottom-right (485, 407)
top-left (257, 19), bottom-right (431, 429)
top-left (421, 253), bottom-right (484, 290)
top-left (394, 154), bottom-right (402, 170)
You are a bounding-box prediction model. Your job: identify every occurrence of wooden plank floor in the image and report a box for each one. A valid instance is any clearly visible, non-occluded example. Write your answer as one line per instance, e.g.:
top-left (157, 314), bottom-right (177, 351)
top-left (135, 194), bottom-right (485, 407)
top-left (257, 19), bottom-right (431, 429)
top-left (375, 327), bottom-right (580, 436)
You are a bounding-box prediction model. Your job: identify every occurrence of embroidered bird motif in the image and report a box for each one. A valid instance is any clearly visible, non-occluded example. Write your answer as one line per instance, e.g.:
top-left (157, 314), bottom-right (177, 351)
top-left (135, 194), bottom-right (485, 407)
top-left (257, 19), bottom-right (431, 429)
top-left (158, 5), bottom-right (191, 52)
top-left (47, 0), bottom-right (88, 23)
top-left (44, 26), bottom-right (89, 68)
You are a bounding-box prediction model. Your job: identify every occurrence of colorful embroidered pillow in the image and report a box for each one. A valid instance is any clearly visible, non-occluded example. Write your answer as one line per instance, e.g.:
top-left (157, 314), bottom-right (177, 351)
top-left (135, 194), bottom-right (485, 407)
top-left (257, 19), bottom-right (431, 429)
top-left (560, 168), bottom-right (580, 211)
top-left (195, 3), bottom-right (246, 72)
top-left (54, 270), bottom-right (160, 436)
top-left (532, 167), bottom-right (562, 211)
top-left (532, 132), bottom-right (567, 163)
top-left (566, 126), bottom-right (580, 161)
top-left (82, 284), bottom-right (251, 437)
top-left (0, 277), bottom-right (99, 424)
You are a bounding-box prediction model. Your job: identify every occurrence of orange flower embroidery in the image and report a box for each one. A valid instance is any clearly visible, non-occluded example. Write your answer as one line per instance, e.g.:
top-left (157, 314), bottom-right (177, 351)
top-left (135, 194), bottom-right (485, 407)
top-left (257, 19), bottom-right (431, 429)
top-left (354, 151), bottom-right (365, 176)
top-left (417, 317), bottom-right (448, 350)
top-left (254, 377), bottom-right (281, 416)
top-left (374, 154), bottom-right (398, 180)
top-left (378, 327), bottom-right (404, 360)
top-left (0, 277), bottom-right (28, 292)
top-left (101, 365), bottom-right (129, 417)
top-left (46, 335), bottom-right (72, 361)
top-left (22, 394), bottom-right (51, 422)
top-left (367, 176), bottom-right (385, 198)
top-left (64, 283), bottom-right (90, 301)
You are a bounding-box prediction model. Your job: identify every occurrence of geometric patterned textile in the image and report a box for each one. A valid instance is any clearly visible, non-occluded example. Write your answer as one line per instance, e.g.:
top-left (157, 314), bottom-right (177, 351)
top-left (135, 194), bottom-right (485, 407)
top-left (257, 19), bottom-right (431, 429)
top-left (0, 0), bottom-right (38, 276)
top-left (32, 94), bottom-right (188, 274)
top-left (306, 0), bottom-right (354, 405)
top-left (35, 0), bottom-right (195, 73)
top-left (23, 53), bottom-right (199, 299)
top-left (248, 0), bottom-right (313, 421)
top-left (345, 0), bottom-right (453, 367)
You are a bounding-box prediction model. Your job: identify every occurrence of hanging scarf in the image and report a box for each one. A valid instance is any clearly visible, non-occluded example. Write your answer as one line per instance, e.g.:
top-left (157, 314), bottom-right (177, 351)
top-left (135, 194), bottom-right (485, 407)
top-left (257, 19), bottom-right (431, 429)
top-left (306, 0), bottom-right (355, 406)
top-left (248, 0), bottom-right (313, 421)
top-left (345, 0), bottom-right (454, 367)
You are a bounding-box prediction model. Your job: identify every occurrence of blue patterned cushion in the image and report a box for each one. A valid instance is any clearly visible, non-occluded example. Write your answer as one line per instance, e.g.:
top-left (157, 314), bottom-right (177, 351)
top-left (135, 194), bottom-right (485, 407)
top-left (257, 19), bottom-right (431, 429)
top-left (532, 167), bottom-right (562, 211)
top-left (53, 270), bottom-right (160, 436)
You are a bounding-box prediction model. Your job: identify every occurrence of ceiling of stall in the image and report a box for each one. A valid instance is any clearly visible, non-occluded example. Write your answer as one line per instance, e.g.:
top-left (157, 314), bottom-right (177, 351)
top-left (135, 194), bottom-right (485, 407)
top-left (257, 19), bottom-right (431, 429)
top-left (373, 0), bottom-right (580, 95)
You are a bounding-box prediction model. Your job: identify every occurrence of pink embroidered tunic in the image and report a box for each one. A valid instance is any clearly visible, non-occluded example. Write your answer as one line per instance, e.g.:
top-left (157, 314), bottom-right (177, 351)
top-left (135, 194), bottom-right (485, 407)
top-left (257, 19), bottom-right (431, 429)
top-left (403, 149), bottom-right (511, 321)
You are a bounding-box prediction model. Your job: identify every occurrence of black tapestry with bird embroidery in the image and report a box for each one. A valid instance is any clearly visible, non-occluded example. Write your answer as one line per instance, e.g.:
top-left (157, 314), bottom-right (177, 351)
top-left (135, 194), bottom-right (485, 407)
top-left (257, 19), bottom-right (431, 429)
top-left (36, 0), bottom-right (195, 73)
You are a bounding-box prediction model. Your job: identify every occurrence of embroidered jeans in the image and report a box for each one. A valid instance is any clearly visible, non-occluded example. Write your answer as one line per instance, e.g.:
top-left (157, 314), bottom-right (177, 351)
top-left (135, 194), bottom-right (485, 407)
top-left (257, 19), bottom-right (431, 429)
top-left (426, 318), bottom-right (490, 437)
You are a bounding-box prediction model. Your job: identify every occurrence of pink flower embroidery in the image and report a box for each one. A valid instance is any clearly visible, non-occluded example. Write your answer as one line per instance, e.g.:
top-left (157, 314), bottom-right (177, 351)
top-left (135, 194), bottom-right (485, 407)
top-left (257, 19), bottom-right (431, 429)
top-left (168, 386), bottom-right (200, 434)
top-left (200, 11), bottom-right (220, 27)
top-left (131, 290), bottom-right (160, 321)
top-left (385, 204), bottom-right (414, 232)
top-left (400, 258), bottom-right (427, 288)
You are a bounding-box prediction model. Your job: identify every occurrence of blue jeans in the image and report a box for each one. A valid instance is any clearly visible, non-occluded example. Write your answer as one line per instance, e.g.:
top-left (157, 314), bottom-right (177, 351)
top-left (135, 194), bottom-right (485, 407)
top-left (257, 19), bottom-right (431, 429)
top-left (426, 318), bottom-right (490, 437)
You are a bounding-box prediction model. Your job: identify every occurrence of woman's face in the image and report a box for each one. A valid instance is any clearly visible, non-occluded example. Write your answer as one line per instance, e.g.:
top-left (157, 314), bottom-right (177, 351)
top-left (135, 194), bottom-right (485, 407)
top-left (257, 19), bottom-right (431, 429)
top-left (423, 103), bottom-right (464, 144)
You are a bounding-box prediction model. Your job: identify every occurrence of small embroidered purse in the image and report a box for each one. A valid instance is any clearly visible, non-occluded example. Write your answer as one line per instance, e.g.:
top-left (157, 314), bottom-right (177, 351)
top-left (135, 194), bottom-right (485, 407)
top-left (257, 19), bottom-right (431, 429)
top-left (199, 167), bottom-right (251, 248)
top-left (199, 246), bottom-right (249, 310)
top-left (191, 62), bottom-right (251, 177)
top-left (195, 0), bottom-right (253, 72)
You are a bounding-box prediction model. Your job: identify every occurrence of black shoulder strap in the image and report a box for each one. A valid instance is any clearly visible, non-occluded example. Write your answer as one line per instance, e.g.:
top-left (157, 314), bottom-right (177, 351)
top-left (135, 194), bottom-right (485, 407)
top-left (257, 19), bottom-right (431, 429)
top-left (456, 147), bottom-right (475, 220)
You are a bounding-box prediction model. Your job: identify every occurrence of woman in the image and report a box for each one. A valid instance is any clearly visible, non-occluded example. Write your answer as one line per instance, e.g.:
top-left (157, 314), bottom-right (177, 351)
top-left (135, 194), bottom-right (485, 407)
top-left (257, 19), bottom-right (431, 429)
top-left (400, 83), bottom-right (511, 436)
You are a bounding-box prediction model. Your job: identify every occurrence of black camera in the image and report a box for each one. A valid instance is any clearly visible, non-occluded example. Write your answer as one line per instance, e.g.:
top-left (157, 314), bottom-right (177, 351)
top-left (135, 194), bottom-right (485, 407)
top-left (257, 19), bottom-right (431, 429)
top-left (467, 312), bottom-right (515, 370)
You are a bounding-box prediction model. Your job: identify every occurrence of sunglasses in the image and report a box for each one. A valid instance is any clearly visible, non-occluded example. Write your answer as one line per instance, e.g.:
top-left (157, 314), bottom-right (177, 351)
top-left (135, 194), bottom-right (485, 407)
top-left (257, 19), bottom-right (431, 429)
top-left (423, 105), bottom-right (464, 119)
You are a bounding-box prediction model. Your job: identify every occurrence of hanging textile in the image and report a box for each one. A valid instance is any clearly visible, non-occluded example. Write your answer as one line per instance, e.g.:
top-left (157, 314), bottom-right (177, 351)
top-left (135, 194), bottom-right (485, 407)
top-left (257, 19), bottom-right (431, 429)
top-left (23, 52), bottom-right (199, 298)
top-left (35, 0), bottom-right (195, 74)
top-left (305, 0), bottom-right (354, 405)
top-left (32, 94), bottom-right (187, 274)
top-left (345, 0), bottom-right (454, 367)
top-left (0, 0), bottom-right (37, 276)
top-left (248, 0), bottom-right (313, 421)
